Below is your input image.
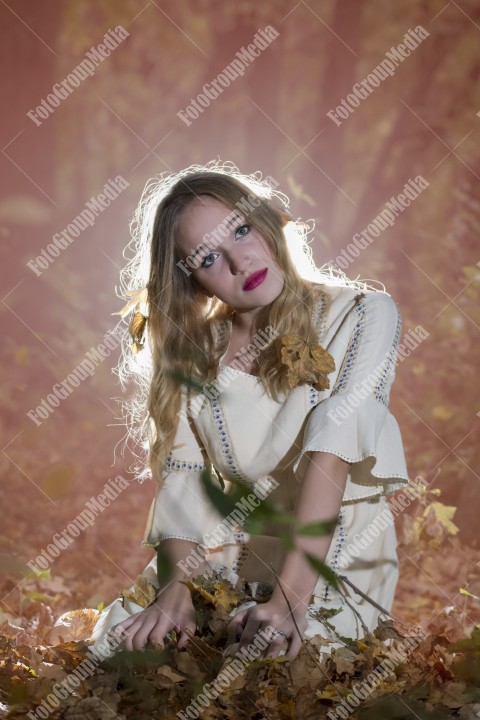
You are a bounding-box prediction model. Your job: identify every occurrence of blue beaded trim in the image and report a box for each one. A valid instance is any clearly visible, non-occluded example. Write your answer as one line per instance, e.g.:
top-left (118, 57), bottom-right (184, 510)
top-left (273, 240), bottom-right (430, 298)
top-left (373, 305), bottom-right (402, 407)
top-left (231, 530), bottom-right (250, 574)
top-left (164, 455), bottom-right (207, 472)
top-left (308, 386), bottom-right (319, 406)
top-left (209, 397), bottom-right (252, 486)
top-left (208, 397), bottom-right (253, 571)
top-left (312, 291), bottom-right (328, 340)
top-left (320, 507), bottom-right (346, 603)
top-left (331, 300), bottom-right (366, 397)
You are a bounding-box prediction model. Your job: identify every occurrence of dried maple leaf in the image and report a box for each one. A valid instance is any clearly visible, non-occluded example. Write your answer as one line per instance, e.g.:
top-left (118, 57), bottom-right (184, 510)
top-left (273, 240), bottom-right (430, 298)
top-left (280, 333), bottom-right (335, 391)
top-left (425, 501), bottom-right (460, 536)
top-left (210, 581), bottom-right (241, 612)
top-left (186, 579), bottom-right (216, 605)
top-left (187, 576), bottom-right (240, 612)
top-left (43, 640), bottom-right (90, 668)
top-left (46, 608), bottom-right (100, 645)
top-left (121, 575), bottom-right (157, 608)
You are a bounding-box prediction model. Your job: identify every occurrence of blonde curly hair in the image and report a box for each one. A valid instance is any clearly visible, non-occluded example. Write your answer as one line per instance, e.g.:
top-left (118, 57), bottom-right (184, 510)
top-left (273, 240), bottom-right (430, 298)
top-left (114, 160), bottom-right (370, 486)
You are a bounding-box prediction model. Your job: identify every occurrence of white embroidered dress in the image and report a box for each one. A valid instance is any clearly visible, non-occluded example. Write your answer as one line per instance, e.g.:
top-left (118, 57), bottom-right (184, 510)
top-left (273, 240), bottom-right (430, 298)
top-left (88, 283), bottom-right (410, 652)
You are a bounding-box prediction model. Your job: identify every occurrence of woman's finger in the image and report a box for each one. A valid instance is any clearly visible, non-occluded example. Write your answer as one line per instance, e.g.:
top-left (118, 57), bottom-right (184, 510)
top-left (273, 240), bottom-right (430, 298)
top-left (176, 623), bottom-right (197, 650)
top-left (237, 616), bottom-right (265, 651)
top-left (263, 631), bottom-right (289, 659)
top-left (226, 610), bottom-right (248, 644)
top-left (112, 611), bottom-right (143, 636)
top-left (146, 618), bottom-right (173, 649)
top-left (123, 615), bottom-right (158, 651)
top-left (285, 632), bottom-right (303, 662)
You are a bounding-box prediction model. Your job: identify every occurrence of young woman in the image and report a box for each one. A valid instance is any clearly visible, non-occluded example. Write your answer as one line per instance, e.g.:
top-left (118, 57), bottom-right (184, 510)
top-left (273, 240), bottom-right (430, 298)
top-left (87, 160), bottom-right (410, 662)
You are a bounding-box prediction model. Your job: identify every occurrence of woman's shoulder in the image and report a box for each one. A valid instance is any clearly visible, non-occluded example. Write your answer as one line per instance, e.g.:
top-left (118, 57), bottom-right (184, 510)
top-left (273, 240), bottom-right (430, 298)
top-left (312, 281), bottom-right (399, 316)
top-left (309, 281), bottom-right (401, 341)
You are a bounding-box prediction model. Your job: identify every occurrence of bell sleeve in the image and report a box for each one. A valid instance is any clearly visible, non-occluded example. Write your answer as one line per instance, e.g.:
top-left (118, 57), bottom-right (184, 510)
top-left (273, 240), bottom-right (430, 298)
top-left (142, 391), bottom-right (225, 549)
top-left (293, 290), bottom-right (410, 502)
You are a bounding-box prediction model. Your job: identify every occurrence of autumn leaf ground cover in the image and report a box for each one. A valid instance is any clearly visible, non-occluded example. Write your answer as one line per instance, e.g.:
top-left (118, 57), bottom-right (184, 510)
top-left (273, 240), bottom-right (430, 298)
top-left (1, 480), bottom-right (480, 720)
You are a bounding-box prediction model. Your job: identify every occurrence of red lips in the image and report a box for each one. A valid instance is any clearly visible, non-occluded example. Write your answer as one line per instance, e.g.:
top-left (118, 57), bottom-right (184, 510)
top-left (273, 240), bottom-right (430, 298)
top-left (243, 268), bottom-right (268, 291)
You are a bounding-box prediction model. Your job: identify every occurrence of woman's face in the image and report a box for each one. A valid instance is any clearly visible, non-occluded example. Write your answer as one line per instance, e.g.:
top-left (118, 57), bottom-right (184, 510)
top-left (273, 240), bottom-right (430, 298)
top-left (176, 196), bottom-right (285, 314)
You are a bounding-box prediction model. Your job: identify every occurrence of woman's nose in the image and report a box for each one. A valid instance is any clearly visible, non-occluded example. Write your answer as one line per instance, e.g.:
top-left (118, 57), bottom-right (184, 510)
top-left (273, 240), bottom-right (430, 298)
top-left (229, 251), bottom-right (251, 274)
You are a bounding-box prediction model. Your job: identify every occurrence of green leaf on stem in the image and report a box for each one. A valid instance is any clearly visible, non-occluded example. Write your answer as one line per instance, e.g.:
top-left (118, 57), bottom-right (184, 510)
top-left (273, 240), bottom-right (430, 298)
top-left (295, 516), bottom-right (338, 536)
top-left (303, 552), bottom-right (339, 589)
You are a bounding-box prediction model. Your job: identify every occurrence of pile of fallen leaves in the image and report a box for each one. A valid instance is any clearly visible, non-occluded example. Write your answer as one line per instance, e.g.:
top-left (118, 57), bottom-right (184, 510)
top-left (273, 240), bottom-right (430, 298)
top-left (1, 568), bottom-right (480, 720)
top-left (2, 483), bottom-right (480, 719)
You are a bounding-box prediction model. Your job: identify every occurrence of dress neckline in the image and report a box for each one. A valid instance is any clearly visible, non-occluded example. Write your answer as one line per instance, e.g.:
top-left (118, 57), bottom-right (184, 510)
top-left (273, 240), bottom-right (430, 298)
top-left (219, 320), bottom-right (261, 379)
top-left (219, 360), bottom-right (260, 379)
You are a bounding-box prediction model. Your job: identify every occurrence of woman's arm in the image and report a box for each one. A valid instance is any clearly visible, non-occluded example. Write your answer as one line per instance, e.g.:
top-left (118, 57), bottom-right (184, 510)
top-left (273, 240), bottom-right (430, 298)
top-left (155, 538), bottom-right (212, 595)
top-left (227, 451), bottom-right (350, 660)
top-left (270, 451), bottom-right (350, 609)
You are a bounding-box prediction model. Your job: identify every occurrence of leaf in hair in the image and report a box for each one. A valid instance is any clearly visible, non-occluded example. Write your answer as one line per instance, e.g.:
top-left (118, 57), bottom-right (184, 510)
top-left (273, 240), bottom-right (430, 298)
top-left (129, 311), bottom-right (148, 354)
top-left (112, 286), bottom-right (148, 319)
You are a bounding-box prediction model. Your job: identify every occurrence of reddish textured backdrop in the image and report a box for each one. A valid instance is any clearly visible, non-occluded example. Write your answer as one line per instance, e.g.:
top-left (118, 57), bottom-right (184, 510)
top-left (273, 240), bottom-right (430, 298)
top-left (1, 0), bottom-right (479, 631)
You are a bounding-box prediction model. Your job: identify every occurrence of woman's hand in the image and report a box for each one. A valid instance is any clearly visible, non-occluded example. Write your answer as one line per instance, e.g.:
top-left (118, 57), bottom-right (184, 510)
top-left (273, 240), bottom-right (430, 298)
top-left (226, 594), bottom-right (308, 662)
top-left (112, 580), bottom-right (196, 652)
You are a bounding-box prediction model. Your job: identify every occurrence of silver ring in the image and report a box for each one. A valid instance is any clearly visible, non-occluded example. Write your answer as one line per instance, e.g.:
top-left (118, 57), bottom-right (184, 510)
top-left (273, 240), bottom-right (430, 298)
top-left (274, 629), bottom-right (288, 639)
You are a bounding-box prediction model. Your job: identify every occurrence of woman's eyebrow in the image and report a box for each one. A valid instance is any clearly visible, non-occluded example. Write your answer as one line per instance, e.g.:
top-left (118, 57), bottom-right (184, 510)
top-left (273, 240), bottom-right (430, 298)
top-left (225, 212), bottom-right (242, 230)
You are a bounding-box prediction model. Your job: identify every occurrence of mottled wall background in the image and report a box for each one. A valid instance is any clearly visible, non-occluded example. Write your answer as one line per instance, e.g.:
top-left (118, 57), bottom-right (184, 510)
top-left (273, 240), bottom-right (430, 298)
top-left (1, 0), bottom-right (479, 613)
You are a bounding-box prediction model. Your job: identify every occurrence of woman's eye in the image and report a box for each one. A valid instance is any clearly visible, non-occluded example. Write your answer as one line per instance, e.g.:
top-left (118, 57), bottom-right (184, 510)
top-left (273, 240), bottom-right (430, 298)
top-left (235, 224), bottom-right (250, 239)
top-left (201, 253), bottom-right (216, 268)
top-left (200, 225), bottom-right (250, 268)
